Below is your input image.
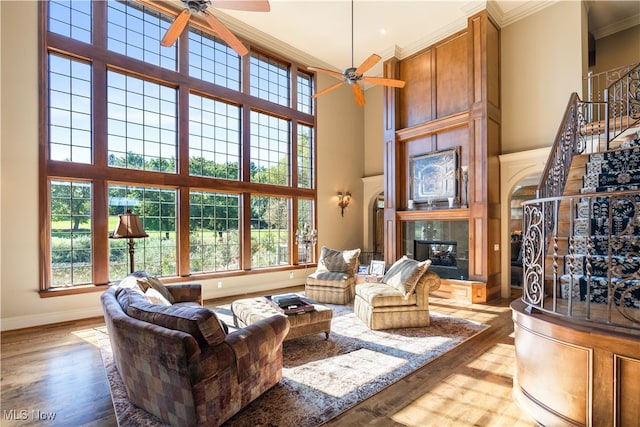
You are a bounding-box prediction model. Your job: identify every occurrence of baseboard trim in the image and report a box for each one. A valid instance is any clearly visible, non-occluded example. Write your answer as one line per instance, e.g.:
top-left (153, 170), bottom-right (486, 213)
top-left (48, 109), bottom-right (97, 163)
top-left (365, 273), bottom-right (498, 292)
top-left (1, 306), bottom-right (104, 332)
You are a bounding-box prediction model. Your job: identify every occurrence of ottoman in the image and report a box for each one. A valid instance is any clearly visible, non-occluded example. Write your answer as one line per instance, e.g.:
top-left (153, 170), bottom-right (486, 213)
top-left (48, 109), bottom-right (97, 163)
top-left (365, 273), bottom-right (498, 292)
top-left (231, 295), bottom-right (333, 341)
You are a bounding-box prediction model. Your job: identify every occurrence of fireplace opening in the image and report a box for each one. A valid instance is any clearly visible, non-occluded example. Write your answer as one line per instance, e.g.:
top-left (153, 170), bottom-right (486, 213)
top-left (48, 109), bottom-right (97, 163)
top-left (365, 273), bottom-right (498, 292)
top-left (414, 240), bottom-right (467, 279)
top-left (403, 220), bottom-right (469, 280)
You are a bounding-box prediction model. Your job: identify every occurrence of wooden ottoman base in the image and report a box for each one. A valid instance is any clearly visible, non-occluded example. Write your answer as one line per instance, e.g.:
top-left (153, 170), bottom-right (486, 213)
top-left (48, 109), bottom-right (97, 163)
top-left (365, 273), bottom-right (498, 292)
top-left (230, 296), bottom-right (333, 341)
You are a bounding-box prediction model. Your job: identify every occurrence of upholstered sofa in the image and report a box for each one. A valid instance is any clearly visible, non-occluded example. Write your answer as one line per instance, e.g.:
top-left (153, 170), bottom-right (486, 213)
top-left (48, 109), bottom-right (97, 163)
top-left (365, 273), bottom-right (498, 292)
top-left (101, 272), bottom-right (290, 426)
top-left (305, 246), bottom-right (361, 304)
top-left (354, 257), bottom-right (441, 330)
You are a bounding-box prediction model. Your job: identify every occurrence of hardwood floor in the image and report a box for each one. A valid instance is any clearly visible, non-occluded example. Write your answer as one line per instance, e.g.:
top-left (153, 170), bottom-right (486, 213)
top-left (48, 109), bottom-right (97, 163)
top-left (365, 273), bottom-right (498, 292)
top-left (1, 289), bottom-right (537, 426)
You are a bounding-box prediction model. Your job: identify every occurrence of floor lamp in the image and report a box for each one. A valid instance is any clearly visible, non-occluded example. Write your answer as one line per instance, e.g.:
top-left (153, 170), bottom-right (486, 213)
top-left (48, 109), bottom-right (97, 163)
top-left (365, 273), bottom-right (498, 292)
top-left (110, 209), bottom-right (148, 274)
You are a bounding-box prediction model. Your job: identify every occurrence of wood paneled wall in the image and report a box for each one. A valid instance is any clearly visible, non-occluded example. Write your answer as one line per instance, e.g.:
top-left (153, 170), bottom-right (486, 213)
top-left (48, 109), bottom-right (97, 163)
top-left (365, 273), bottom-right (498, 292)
top-left (384, 11), bottom-right (501, 300)
top-left (512, 300), bottom-right (640, 425)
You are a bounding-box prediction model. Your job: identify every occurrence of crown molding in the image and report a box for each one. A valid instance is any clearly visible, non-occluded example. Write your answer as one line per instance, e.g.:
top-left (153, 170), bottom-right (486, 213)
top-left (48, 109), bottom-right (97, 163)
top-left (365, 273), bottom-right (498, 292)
top-left (496, 0), bottom-right (558, 28)
top-left (592, 13), bottom-right (640, 40)
top-left (193, 0), bottom-right (562, 75)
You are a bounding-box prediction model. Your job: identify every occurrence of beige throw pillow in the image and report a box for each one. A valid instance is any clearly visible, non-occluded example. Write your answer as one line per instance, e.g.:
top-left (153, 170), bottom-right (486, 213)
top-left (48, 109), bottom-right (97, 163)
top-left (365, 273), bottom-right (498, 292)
top-left (144, 287), bottom-right (173, 306)
top-left (146, 275), bottom-right (175, 304)
top-left (115, 274), bottom-right (149, 293)
top-left (316, 246), bottom-right (361, 274)
top-left (382, 256), bottom-right (431, 299)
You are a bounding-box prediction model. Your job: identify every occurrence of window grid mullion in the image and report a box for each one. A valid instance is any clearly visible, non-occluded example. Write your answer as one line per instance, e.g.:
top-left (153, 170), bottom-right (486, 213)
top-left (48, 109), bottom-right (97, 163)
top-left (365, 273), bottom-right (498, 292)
top-left (42, 0), bottom-right (317, 290)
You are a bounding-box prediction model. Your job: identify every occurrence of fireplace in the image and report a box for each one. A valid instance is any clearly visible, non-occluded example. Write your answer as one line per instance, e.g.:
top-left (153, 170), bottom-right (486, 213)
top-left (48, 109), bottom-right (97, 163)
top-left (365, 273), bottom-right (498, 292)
top-left (414, 240), bottom-right (467, 279)
top-left (414, 240), bottom-right (458, 267)
top-left (404, 220), bottom-right (469, 280)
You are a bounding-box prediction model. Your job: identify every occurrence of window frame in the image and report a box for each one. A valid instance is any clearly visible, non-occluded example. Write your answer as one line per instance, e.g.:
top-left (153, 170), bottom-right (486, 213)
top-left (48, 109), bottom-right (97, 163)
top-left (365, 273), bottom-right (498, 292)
top-left (39, 0), bottom-right (317, 296)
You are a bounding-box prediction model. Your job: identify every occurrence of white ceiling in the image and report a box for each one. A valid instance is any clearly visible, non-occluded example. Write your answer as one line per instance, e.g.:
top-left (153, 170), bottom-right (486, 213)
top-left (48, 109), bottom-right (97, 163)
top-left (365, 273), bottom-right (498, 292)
top-left (205, 0), bottom-right (639, 76)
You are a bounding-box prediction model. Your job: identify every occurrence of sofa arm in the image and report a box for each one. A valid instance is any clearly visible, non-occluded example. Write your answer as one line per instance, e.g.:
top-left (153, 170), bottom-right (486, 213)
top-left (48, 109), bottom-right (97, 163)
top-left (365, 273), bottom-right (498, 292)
top-left (414, 270), bottom-right (441, 307)
top-left (423, 271), bottom-right (441, 292)
top-left (225, 315), bottom-right (290, 382)
top-left (166, 283), bottom-right (202, 305)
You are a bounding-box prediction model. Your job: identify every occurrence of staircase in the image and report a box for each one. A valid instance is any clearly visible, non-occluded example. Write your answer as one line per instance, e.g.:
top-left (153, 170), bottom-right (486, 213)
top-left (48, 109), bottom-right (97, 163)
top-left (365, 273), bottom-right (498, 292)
top-left (559, 137), bottom-right (640, 324)
top-left (513, 63), bottom-right (640, 427)
top-left (520, 62), bottom-right (640, 330)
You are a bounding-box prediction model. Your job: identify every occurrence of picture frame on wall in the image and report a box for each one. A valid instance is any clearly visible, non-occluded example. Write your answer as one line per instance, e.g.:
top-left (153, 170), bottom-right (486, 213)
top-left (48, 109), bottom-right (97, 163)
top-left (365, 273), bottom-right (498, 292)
top-left (410, 147), bottom-right (460, 203)
top-left (369, 260), bottom-right (385, 276)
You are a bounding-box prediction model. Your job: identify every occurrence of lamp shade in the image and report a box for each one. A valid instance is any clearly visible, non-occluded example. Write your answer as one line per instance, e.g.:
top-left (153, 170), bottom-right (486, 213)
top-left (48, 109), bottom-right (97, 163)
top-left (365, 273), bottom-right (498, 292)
top-left (110, 209), bottom-right (148, 239)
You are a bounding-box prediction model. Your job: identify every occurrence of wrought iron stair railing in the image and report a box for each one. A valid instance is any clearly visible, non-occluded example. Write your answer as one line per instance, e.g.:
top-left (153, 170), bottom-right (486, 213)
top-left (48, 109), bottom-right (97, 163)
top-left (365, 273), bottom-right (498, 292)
top-left (521, 63), bottom-right (640, 331)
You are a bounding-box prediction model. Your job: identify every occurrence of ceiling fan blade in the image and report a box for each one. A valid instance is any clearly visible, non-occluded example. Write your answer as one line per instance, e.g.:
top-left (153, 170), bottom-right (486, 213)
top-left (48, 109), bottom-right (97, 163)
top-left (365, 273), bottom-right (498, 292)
top-left (202, 10), bottom-right (249, 56)
top-left (355, 54), bottom-right (381, 76)
top-left (161, 9), bottom-right (192, 47)
top-left (307, 66), bottom-right (345, 80)
top-left (362, 76), bottom-right (406, 88)
top-left (352, 84), bottom-right (365, 107)
top-left (312, 81), bottom-right (344, 99)
top-left (212, 0), bottom-right (270, 12)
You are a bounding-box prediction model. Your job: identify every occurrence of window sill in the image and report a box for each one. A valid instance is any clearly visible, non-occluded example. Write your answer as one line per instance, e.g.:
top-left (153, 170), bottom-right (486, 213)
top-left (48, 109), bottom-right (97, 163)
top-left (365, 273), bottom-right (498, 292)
top-left (39, 264), bottom-right (318, 297)
top-left (39, 284), bottom-right (111, 298)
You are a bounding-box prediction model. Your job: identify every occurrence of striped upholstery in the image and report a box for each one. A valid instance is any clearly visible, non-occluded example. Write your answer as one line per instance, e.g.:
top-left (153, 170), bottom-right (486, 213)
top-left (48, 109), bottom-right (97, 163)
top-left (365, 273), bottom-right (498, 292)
top-left (382, 256), bottom-right (432, 298)
top-left (354, 270), bottom-right (441, 330)
top-left (101, 284), bottom-right (289, 426)
top-left (305, 247), bottom-right (361, 304)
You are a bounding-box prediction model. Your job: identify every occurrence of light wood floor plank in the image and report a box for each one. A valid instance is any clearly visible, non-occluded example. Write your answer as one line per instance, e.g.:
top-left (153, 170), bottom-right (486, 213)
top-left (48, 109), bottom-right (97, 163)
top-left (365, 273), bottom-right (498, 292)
top-left (1, 290), bottom-right (536, 426)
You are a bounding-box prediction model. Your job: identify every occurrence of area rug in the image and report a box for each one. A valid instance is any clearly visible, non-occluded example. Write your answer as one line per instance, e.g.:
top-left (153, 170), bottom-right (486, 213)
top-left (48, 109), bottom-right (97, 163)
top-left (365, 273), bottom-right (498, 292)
top-left (97, 303), bottom-right (488, 427)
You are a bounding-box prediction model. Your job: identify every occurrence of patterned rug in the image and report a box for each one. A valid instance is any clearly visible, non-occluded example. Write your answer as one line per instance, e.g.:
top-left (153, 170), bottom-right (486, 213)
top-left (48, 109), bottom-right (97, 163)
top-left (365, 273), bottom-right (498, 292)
top-left (97, 303), bottom-right (488, 427)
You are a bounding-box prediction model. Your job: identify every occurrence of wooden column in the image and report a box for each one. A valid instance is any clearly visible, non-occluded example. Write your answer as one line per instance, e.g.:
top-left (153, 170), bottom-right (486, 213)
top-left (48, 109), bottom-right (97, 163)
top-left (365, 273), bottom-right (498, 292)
top-left (383, 58), bottom-right (401, 266)
top-left (383, 10), bottom-right (501, 301)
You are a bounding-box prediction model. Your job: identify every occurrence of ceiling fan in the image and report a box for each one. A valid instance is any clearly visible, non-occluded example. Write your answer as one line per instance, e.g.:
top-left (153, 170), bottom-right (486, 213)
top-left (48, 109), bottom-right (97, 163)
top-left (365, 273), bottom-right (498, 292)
top-left (161, 0), bottom-right (270, 56)
top-left (307, 0), bottom-right (405, 107)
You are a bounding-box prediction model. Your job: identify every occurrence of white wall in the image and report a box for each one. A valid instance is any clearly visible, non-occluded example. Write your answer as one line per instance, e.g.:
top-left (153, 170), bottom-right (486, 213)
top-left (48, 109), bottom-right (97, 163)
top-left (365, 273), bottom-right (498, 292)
top-left (0, 1), bottom-right (364, 330)
top-left (501, 1), bottom-right (584, 154)
top-left (315, 73), bottom-right (365, 251)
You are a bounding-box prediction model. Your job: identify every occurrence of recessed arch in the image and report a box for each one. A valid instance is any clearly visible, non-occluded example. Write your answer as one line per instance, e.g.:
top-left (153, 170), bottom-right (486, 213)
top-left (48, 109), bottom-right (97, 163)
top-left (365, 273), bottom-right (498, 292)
top-left (498, 147), bottom-right (551, 297)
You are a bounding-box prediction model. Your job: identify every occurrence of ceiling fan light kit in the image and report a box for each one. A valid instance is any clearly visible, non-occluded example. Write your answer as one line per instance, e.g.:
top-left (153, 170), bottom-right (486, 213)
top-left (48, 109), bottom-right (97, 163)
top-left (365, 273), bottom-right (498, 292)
top-left (308, 0), bottom-right (406, 107)
top-left (160, 0), bottom-right (270, 57)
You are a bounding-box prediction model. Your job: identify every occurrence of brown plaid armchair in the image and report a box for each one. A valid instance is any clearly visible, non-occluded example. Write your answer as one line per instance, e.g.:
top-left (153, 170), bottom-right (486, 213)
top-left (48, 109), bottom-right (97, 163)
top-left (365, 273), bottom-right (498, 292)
top-left (101, 281), bottom-right (289, 426)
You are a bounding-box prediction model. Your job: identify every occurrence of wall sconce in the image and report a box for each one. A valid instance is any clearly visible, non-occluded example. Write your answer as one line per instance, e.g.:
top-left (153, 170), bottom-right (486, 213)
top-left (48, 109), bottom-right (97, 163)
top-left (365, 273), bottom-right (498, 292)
top-left (337, 192), bottom-right (352, 217)
top-left (109, 209), bottom-right (149, 274)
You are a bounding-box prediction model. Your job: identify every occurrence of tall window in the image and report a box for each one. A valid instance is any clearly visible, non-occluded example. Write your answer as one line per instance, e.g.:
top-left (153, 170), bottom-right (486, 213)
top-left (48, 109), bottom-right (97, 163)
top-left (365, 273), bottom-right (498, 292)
top-left (42, 0), bottom-right (316, 291)
top-left (48, 54), bottom-right (92, 163)
top-left (189, 191), bottom-right (240, 272)
top-left (108, 185), bottom-right (177, 278)
top-left (50, 180), bottom-right (92, 286)
top-left (107, 72), bottom-right (177, 172)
